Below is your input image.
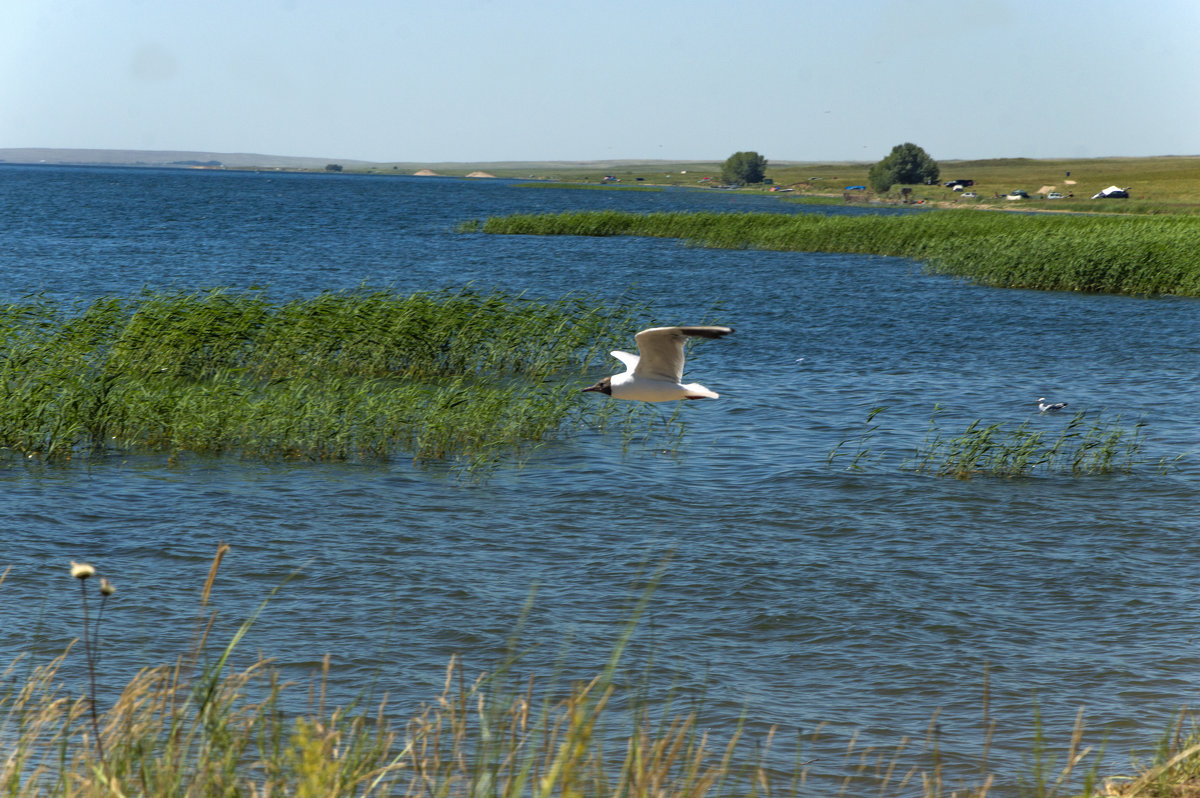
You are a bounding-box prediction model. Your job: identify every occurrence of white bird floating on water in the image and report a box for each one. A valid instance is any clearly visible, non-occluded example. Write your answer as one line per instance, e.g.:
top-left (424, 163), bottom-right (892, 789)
top-left (1038, 397), bottom-right (1068, 413)
top-left (582, 325), bottom-right (734, 402)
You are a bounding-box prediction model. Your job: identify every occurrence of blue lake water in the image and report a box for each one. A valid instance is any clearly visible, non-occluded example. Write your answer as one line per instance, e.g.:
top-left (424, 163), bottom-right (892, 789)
top-left (2, 165), bottom-right (1199, 795)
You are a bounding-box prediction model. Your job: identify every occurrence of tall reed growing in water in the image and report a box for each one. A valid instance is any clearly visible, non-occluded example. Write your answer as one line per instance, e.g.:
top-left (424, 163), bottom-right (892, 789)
top-left (909, 411), bottom-right (1149, 479)
top-left (0, 288), bottom-right (651, 468)
top-left (828, 407), bottom-right (1161, 479)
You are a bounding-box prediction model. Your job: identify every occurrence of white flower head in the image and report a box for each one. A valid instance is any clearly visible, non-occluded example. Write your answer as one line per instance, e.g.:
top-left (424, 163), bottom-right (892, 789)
top-left (99, 578), bottom-right (115, 596)
top-left (70, 561), bottom-right (96, 580)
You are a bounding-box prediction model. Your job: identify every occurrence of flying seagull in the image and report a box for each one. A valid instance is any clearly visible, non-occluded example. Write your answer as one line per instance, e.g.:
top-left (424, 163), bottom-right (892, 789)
top-left (582, 325), bottom-right (734, 402)
top-left (1038, 397), bottom-right (1068, 413)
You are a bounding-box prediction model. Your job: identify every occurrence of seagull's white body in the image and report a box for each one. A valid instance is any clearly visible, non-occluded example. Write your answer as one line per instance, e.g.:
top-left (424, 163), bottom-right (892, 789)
top-left (1038, 397), bottom-right (1068, 413)
top-left (583, 325), bottom-right (734, 402)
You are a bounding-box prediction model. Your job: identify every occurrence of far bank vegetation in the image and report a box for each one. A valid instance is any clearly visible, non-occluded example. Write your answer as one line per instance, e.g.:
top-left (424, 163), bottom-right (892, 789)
top-left (470, 210), bottom-right (1200, 296)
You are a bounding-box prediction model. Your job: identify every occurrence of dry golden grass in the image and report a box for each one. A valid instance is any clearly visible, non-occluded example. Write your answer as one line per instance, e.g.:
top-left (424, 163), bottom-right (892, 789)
top-left (9, 552), bottom-right (1200, 797)
top-left (2, 554), bottom-right (788, 798)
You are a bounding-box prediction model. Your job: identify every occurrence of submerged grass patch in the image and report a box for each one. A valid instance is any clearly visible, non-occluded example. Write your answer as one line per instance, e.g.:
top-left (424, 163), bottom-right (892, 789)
top-left (909, 410), bottom-right (1151, 479)
top-left (470, 210), bottom-right (1200, 296)
top-left (0, 288), bottom-right (656, 469)
top-left (830, 407), bottom-right (1173, 479)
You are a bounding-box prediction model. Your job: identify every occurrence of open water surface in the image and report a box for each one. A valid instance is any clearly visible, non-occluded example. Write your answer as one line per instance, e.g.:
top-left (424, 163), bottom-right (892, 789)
top-left (2, 165), bottom-right (1199, 795)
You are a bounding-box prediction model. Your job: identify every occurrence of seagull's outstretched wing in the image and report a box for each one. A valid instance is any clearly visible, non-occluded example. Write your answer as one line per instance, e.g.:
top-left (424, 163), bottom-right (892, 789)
top-left (633, 326), bottom-right (734, 382)
top-left (610, 350), bottom-right (639, 372)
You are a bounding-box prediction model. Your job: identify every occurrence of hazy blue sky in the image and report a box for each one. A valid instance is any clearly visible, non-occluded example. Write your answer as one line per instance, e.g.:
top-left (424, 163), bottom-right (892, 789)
top-left (3, 0), bottom-right (1197, 163)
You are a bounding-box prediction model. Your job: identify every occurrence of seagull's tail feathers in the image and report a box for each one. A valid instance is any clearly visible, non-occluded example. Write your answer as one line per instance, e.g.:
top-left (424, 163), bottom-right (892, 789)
top-left (682, 383), bottom-right (720, 400)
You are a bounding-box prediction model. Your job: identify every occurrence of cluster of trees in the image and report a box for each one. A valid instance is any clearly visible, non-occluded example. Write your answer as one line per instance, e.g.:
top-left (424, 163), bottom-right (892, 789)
top-left (720, 142), bottom-right (938, 193)
top-left (720, 151), bottom-right (768, 185)
top-left (867, 143), bottom-right (939, 193)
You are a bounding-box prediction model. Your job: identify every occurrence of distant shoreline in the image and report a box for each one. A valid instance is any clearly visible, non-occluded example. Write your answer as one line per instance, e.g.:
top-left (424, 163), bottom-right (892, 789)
top-left (0, 147), bottom-right (731, 173)
top-left (5, 149), bottom-right (1198, 211)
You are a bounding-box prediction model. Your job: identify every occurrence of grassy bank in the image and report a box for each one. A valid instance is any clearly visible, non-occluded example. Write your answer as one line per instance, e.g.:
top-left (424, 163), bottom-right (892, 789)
top-left (0, 288), bottom-right (654, 469)
top-left (360, 156), bottom-right (1200, 213)
top-left (467, 210), bottom-right (1200, 296)
top-left (7, 555), bottom-right (1200, 797)
top-left (769, 155), bottom-right (1200, 213)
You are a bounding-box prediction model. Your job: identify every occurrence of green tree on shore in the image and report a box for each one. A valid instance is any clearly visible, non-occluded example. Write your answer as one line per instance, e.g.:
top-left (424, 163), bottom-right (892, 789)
top-left (721, 151), bottom-right (768, 185)
top-left (868, 143), bottom-right (939, 193)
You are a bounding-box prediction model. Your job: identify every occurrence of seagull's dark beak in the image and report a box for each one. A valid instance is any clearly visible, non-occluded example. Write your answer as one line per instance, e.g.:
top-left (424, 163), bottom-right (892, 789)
top-left (581, 378), bottom-right (612, 396)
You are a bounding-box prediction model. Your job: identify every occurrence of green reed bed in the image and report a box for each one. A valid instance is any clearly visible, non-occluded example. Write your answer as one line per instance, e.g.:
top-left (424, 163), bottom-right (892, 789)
top-left (468, 210), bottom-right (1200, 296)
top-left (0, 288), bottom-right (649, 468)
